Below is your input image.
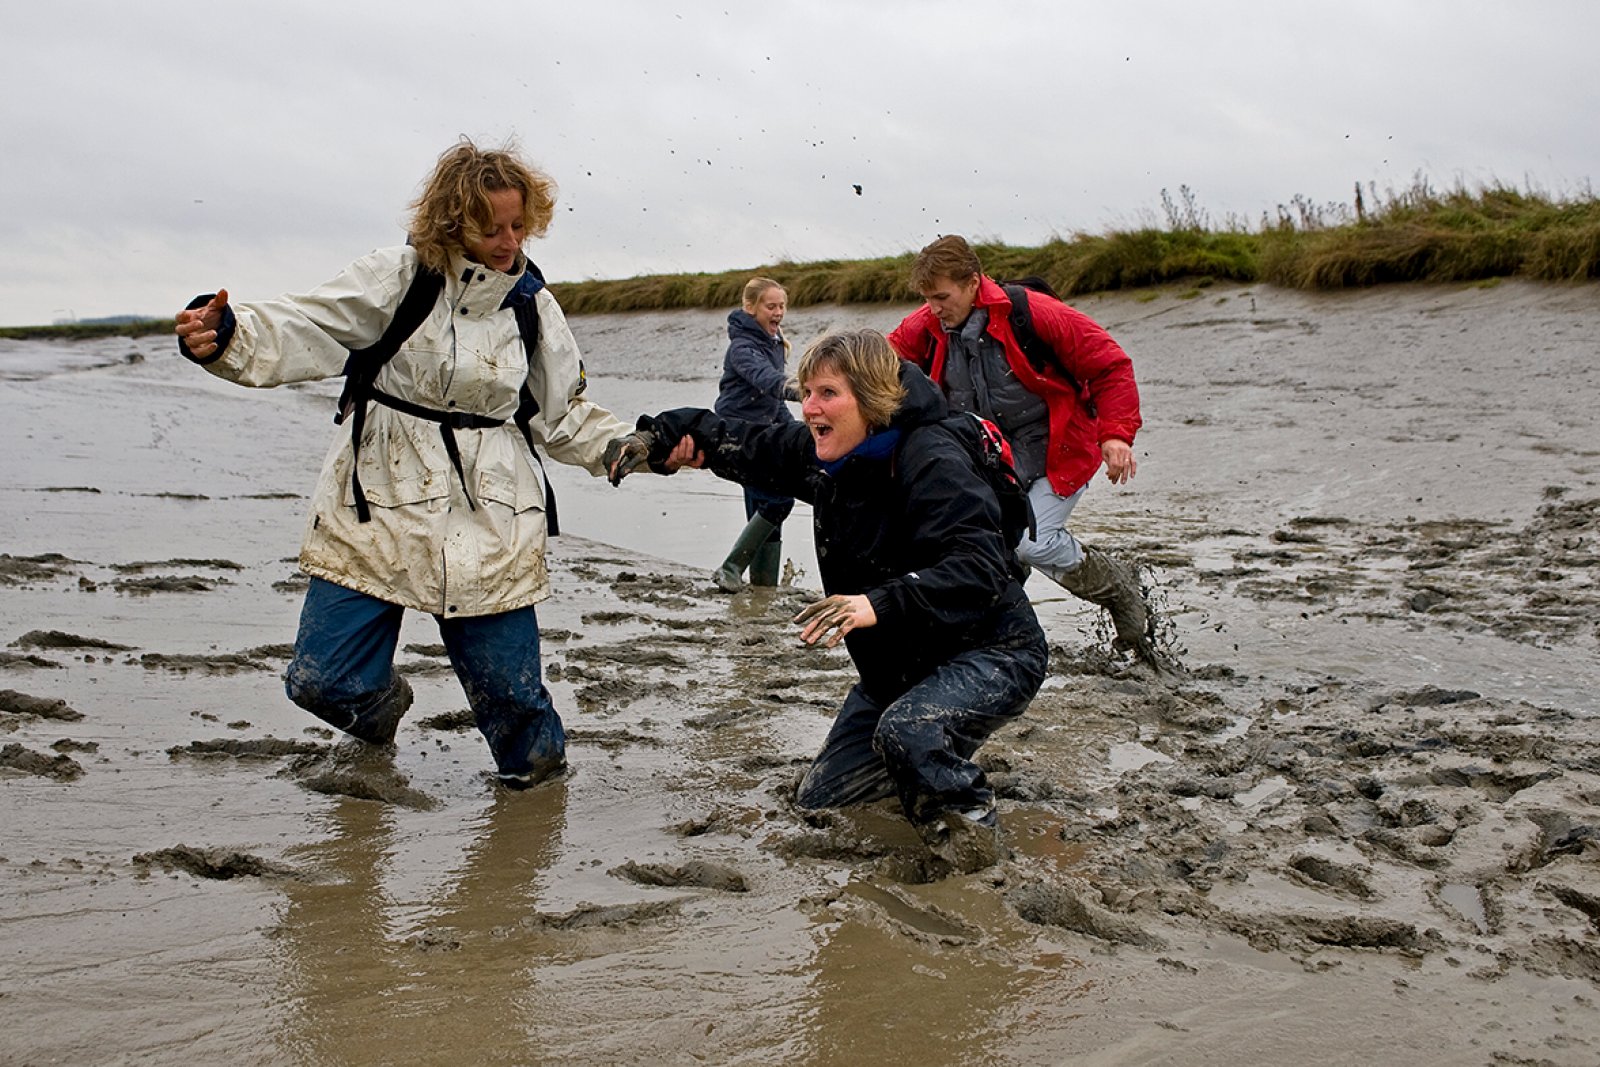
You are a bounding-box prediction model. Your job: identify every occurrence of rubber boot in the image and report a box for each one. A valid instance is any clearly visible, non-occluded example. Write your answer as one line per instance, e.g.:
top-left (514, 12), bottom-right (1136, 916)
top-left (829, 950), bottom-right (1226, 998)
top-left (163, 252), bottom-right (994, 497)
top-left (918, 806), bottom-right (1005, 874)
top-left (714, 513), bottom-right (779, 592)
top-left (345, 674), bottom-right (413, 746)
top-left (749, 536), bottom-right (782, 587)
top-left (1053, 544), bottom-right (1153, 656)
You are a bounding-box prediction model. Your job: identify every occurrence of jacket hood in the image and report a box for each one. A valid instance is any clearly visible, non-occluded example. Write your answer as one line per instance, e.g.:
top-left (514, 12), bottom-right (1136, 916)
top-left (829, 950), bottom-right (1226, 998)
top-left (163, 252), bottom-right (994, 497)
top-left (889, 360), bottom-right (950, 431)
top-left (728, 308), bottom-right (778, 343)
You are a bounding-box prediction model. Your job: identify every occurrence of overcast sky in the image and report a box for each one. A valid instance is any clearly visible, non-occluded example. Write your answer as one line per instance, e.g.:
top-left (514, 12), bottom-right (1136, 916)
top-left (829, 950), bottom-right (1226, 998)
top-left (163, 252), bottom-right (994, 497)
top-left (2, 0), bottom-right (1594, 326)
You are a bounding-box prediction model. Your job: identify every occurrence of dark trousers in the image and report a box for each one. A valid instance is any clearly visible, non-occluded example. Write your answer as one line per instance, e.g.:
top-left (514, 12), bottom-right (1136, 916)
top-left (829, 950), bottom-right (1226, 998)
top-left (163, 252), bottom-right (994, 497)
top-left (284, 578), bottom-right (563, 778)
top-left (795, 606), bottom-right (1048, 824)
top-left (744, 486), bottom-right (793, 534)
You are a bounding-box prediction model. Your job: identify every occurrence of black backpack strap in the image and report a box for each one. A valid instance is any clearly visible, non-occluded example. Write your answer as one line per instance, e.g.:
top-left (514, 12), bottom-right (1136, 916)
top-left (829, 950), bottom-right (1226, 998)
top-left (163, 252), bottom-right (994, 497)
top-left (367, 386), bottom-right (503, 513)
top-left (340, 266), bottom-right (446, 523)
top-left (509, 293), bottom-right (561, 537)
top-left (1002, 283), bottom-right (1097, 419)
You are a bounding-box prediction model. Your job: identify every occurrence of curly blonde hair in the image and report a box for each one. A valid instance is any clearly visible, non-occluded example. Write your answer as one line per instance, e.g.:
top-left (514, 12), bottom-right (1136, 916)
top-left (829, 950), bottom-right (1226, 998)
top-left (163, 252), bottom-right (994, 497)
top-left (408, 138), bottom-right (558, 273)
top-left (795, 329), bottom-right (906, 430)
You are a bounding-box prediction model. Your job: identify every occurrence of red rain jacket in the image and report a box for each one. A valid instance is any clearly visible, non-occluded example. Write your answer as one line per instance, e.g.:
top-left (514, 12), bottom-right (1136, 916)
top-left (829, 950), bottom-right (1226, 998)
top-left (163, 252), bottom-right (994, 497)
top-left (888, 275), bottom-right (1141, 497)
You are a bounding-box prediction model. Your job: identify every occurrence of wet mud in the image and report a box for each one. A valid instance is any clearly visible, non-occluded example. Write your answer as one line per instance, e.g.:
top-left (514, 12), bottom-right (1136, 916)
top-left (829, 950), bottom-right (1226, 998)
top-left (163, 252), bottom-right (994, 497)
top-left (2, 282), bottom-right (1598, 1064)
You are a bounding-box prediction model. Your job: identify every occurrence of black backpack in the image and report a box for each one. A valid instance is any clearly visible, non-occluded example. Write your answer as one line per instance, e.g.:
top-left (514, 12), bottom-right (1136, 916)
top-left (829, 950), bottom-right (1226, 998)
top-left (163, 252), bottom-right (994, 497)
top-left (334, 264), bottom-right (560, 533)
top-left (997, 278), bottom-right (1098, 419)
top-left (939, 411), bottom-right (1037, 571)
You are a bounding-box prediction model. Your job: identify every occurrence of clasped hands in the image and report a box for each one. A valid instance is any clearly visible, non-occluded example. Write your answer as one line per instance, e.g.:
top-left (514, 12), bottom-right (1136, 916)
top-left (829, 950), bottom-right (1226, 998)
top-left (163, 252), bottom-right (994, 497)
top-left (603, 432), bottom-right (704, 486)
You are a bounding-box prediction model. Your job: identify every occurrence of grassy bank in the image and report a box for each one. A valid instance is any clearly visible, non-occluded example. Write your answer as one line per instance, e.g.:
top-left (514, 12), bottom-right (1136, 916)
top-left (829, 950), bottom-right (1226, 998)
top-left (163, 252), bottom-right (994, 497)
top-left (0, 318), bottom-right (175, 341)
top-left (5, 180), bottom-right (1594, 338)
top-left (551, 179), bottom-right (1599, 314)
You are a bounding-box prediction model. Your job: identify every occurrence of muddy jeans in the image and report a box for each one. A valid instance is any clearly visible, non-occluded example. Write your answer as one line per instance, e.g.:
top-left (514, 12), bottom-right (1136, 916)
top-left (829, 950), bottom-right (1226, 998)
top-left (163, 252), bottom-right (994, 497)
top-left (284, 578), bottom-right (563, 777)
top-left (795, 604), bottom-right (1049, 825)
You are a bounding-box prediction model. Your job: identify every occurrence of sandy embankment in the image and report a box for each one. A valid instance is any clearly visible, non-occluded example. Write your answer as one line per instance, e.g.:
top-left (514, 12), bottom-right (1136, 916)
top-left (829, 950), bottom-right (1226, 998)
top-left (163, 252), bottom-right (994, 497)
top-left (1, 278), bottom-right (1597, 1065)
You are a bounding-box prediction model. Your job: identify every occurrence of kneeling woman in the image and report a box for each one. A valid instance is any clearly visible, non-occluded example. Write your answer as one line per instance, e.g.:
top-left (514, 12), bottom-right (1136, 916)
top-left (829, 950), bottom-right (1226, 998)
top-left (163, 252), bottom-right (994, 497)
top-left (631, 329), bottom-right (1047, 869)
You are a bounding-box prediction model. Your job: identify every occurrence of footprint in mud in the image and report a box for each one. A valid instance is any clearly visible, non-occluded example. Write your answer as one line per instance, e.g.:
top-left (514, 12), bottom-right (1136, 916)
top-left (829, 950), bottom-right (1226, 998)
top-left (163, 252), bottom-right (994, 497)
top-left (0, 552), bottom-right (81, 586)
top-left (167, 737), bottom-right (329, 760)
top-left (279, 745), bottom-right (436, 810)
top-left (804, 880), bottom-right (984, 946)
top-left (139, 651), bottom-right (277, 674)
top-left (515, 899), bottom-right (681, 932)
top-left (0, 742), bottom-right (85, 781)
top-left (566, 643), bottom-right (693, 669)
top-left (0, 651), bottom-right (64, 670)
top-left (110, 558), bottom-right (244, 574)
top-left (1285, 853), bottom-right (1377, 899)
top-left (567, 726), bottom-right (664, 750)
top-left (11, 629), bottom-right (135, 653)
top-left (416, 708), bottom-right (475, 732)
top-left (112, 575), bottom-right (231, 595)
top-left (609, 859), bottom-right (748, 892)
top-left (574, 676), bottom-right (652, 715)
top-left (1008, 879), bottom-right (1168, 949)
top-left (0, 689), bottom-right (84, 722)
top-left (132, 844), bottom-right (299, 881)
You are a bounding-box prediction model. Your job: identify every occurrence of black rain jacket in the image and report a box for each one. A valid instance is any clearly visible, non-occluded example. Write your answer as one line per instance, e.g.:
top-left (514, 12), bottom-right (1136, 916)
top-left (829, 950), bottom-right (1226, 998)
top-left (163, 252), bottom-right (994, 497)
top-left (643, 363), bottom-right (1040, 704)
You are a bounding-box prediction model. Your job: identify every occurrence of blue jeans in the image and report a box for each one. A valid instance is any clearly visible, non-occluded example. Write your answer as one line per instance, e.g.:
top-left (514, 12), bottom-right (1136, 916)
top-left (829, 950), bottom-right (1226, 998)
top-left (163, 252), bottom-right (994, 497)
top-left (1014, 477), bottom-right (1087, 580)
top-left (794, 601), bottom-right (1048, 824)
top-left (284, 578), bottom-right (563, 780)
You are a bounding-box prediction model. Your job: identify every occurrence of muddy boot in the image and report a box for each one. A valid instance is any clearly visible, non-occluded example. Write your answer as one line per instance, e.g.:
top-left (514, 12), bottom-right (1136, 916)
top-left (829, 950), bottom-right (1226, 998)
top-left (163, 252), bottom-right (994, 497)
top-left (1053, 544), bottom-right (1153, 657)
top-left (345, 674), bottom-right (413, 746)
top-left (919, 806), bottom-right (1005, 874)
top-left (749, 536), bottom-right (782, 587)
top-left (496, 753), bottom-right (568, 790)
top-left (714, 513), bottom-right (778, 592)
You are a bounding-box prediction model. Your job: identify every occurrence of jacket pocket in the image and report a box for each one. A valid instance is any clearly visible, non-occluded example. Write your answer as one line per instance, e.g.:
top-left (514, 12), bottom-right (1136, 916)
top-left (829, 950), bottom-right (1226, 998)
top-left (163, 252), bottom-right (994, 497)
top-left (342, 469), bottom-right (449, 509)
top-left (477, 468), bottom-right (546, 514)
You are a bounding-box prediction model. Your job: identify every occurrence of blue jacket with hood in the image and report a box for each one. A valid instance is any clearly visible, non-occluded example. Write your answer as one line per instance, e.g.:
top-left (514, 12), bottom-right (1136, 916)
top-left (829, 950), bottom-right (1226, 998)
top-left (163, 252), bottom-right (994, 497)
top-left (714, 309), bottom-right (794, 424)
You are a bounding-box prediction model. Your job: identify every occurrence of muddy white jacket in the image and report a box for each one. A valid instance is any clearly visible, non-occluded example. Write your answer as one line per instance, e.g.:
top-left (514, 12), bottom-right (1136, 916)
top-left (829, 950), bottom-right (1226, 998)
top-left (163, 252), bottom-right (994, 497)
top-left (186, 245), bottom-right (630, 616)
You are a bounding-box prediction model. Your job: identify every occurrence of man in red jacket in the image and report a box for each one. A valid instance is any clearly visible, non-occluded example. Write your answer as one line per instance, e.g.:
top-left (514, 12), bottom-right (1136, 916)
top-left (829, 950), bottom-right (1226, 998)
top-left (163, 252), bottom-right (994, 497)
top-left (888, 235), bottom-right (1153, 659)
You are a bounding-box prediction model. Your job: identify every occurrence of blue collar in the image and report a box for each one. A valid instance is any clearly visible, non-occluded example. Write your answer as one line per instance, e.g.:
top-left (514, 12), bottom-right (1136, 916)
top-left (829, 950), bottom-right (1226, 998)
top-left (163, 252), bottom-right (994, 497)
top-left (818, 427), bottom-right (900, 476)
top-left (499, 262), bottom-right (546, 310)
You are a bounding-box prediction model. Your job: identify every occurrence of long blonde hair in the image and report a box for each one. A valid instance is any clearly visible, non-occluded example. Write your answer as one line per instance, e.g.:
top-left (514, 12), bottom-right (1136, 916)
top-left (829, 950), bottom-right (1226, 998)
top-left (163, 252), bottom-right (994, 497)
top-left (408, 138), bottom-right (558, 273)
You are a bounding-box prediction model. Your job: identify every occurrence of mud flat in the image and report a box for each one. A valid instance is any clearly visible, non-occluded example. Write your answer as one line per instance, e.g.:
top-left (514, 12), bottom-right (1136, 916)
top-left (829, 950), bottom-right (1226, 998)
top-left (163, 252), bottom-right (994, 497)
top-left (1, 279), bottom-right (1597, 1065)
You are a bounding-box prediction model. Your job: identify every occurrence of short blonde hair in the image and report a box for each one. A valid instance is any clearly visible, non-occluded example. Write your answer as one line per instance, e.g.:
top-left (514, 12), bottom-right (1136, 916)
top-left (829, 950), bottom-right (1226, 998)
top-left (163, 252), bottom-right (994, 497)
top-left (408, 138), bottom-right (558, 273)
top-left (795, 329), bottom-right (906, 430)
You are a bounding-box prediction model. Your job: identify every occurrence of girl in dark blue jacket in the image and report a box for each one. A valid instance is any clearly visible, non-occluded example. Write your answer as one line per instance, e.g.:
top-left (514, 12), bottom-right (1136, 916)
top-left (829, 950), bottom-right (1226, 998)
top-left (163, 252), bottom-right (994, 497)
top-left (711, 278), bottom-right (795, 590)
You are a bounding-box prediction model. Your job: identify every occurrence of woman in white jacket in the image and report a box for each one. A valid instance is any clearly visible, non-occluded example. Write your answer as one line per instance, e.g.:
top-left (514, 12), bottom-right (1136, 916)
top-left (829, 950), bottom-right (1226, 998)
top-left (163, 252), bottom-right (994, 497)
top-left (175, 139), bottom-right (653, 789)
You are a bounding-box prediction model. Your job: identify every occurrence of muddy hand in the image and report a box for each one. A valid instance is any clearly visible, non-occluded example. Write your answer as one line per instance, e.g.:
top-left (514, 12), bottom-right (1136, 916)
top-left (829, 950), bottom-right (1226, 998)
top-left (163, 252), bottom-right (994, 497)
top-left (603, 430), bottom-right (656, 486)
top-left (174, 289), bottom-right (230, 359)
top-left (793, 593), bottom-right (877, 648)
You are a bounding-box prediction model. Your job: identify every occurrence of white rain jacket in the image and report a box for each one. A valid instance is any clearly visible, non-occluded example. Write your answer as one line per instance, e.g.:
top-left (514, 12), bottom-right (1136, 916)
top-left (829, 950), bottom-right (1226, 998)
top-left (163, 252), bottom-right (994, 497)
top-left (194, 245), bottom-right (630, 616)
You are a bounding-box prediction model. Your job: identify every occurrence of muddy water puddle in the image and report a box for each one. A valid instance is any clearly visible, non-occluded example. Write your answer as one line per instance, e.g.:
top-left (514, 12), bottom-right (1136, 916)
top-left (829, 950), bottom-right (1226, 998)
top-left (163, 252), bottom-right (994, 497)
top-left (4, 281), bottom-right (1600, 1063)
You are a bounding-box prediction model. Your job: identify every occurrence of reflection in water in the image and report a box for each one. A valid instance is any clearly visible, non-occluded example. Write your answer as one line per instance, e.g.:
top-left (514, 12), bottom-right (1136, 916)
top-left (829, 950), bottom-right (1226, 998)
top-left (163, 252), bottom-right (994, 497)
top-left (272, 785), bottom-right (568, 1065)
top-left (794, 879), bottom-right (1040, 1067)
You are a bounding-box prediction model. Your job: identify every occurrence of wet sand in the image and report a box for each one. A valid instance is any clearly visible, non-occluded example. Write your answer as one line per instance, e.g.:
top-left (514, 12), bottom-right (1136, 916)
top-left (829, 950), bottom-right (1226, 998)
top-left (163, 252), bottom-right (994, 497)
top-left (1, 278), bottom-right (1597, 1065)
